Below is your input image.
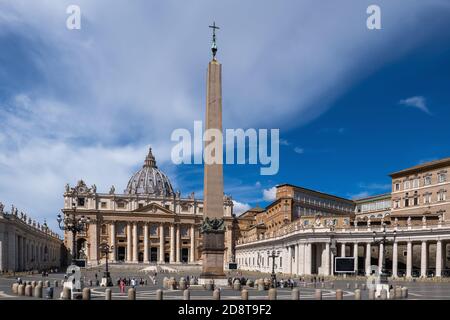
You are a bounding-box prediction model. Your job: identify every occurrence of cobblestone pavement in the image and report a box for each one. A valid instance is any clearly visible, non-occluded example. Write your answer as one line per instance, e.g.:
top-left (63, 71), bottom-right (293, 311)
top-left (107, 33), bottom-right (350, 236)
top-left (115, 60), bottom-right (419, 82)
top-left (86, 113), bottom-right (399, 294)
top-left (1, 269), bottom-right (450, 300)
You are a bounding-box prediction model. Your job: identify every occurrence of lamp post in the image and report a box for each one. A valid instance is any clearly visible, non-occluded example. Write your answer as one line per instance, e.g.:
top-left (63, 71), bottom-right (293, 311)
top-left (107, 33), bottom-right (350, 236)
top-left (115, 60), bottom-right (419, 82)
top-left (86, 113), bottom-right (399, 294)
top-left (372, 222), bottom-right (397, 283)
top-left (99, 242), bottom-right (114, 286)
top-left (56, 202), bottom-right (90, 265)
top-left (267, 249), bottom-right (280, 288)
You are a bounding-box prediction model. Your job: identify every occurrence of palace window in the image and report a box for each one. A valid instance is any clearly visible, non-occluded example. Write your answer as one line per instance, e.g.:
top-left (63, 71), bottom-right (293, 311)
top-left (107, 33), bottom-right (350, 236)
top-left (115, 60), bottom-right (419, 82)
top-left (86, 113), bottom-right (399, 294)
top-left (181, 226), bottom-right (189, 237)
top-left (424, 176), bottom-right (432, 186)
top-left (138, 203), bottom-right (144, 208)
top-left (101, 202), bottom-right (107, 208)
top-left (394, 200), bottom-right (400, 208)
top-left (413, 197), bottom-right (419, 206)
top-left (77, 197), bottom-right (85, 207)
top-left (395, 183), bottom-right (400, 191)
top-left (438, 173), bottom-right (447, 183)
top-left (424, 193), bottom-right (432, 204)
top-left (150, 225), bottom-right (158, 236)
top-left (413, 178), bottom-right (419, 188)
top-left (117, 202), bottom-right (125, 209)
top-left (404, 180), bottom-right (410, 190)
top-left (101, 224), bottom-right (107, 235)
top-left (438, 190), bottom-right (446, 202)
top-left (404, 194), bottom-right (409, 207)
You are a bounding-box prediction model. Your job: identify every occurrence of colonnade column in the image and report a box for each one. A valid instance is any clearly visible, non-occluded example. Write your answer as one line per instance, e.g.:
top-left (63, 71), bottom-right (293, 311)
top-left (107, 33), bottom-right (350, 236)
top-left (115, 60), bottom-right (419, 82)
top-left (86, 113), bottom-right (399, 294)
top-left (110, 222), bottom-right (116, 262)
top-left (420, 240), bottom-right (427, 277)
top-left (378, 242), bottom-right (384, 272)
top-left (169, 224), bottom-right (175, 263)
top-left (159, 223), bottom-right (165, 263)
top-left (189, 224), bottom-right (195, 263)
top-left (175, 224), bottom-right (180, 263)
top-left (341, 243), bottom-right (346, 257)
top-left (436, 240), bottom-right (442, 277)
top-left (295, 244), bottom-right (300, 275)
top-left (126, 223), bottom-right (132, 262)
top-left (353, 243), bottom-right (358, 273)
top-left (305, 243), bottom-right (312, 275)
top-left (365, 242), bottom-right (371, 276)
top-left (132, 222), bottom-right (138, 263)
top-left (406, 241), bottom-right (412, 278)
top-left (324, 242), bottom-right (330, 276)
top-left (392, 241), bottom-right (398, 278)
top-left (143, 223), bottom-right (149, 263)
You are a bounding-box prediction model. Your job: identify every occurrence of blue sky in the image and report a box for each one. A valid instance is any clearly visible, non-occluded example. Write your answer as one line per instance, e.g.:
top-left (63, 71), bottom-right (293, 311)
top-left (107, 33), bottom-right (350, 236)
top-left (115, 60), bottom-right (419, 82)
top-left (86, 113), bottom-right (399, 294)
top-left (0, 1), bottom-right (450, 233)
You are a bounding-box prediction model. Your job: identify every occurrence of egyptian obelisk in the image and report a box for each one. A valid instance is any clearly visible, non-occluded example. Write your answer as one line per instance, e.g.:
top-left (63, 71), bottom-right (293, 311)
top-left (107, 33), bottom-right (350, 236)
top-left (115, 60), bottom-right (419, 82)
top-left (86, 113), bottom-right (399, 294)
top-left (199, 22), bottom-right (227, 285)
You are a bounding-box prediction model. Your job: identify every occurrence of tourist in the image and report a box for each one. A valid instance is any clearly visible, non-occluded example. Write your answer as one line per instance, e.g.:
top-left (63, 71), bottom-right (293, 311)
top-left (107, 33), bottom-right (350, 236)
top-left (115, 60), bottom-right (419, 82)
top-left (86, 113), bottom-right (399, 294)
top-left (119, 279), bottom-right (125, 293)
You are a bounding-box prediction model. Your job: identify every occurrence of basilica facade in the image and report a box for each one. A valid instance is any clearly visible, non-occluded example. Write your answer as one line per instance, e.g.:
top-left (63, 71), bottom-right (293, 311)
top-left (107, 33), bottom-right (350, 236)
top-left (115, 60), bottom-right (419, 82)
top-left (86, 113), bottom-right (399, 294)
top-left (62, 148), bottom-right (234, 267)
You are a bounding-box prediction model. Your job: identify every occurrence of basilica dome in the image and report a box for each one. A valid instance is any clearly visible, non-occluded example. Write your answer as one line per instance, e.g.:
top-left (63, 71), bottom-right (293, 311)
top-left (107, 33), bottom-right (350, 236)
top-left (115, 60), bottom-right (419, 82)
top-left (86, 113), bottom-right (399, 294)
top-left (124, 148), bottom-right (174, 197)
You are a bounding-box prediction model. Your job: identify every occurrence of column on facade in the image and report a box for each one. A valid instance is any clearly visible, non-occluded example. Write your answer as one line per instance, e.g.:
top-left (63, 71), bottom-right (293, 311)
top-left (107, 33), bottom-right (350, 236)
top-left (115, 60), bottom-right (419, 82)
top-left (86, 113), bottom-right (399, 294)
top-left (143, 223), bottom-right (149, 263)
top-left (287, 246), bottom-right (293, 274)
top-left (353, 243), bottom-right (358, 273)
top-left (324, 242), bottom-right (331, 276)
top-left (378, 242), bottom-right (384, 272)
top-left (420, 240), bottom-right (427, 277)
top-left (305, 243), bottom-right (312, 275)
top-left (365, 242), bottom-right (371, 276)
top-left (175, 224), bottom-right (180, 263)
top-left (169, 224), bottom-right (175, 263)
top-left (126, 223), bottom-right (132, 262)
top-left (392, 241), bottom-right (398, 278)
top-left (110, 222), bottom-right (116, 262)
top-left (298, 243), bottom-right (305, 275)
top-left (189, 224), bottom-right (195, 263)
top-left (406, 241), bottom-right (412, 278)
top-left (132, 222), bottom-right (138, 263)
top-left (294, 244), bottom-right (300, 275)
top-left (436, 240), bottom-right (442, 277)
top-left (340, 243), bottom-right (346, 257)
top-left (159, 223), bottom-right (165, 263)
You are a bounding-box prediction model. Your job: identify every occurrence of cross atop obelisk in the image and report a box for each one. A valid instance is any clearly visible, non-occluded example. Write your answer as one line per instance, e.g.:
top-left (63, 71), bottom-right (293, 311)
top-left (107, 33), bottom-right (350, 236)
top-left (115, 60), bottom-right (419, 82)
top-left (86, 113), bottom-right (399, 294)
top-left (209, 21), bottom-right (220, 60)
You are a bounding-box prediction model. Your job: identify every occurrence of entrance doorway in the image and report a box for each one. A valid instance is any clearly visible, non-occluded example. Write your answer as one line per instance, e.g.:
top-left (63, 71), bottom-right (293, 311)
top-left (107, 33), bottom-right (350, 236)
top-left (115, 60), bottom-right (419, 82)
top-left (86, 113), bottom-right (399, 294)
top-left (165, 253), bottom-right (170, 263)
top-left (117, 247), bottom-right (126, 262)
top-left (150, 248), bottom-right (158, 262)
top-left (181, 248), bottom-right (189, 263)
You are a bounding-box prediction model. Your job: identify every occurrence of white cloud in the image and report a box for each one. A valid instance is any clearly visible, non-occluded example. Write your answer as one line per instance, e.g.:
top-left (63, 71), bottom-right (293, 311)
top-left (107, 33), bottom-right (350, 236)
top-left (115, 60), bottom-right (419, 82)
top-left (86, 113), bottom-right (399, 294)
top-left (294, 147), bottom-right (304, 154)
top-left (349, 191), bottom-right (370, 200)
top-left (263, 186), bottom-right (277, 201)
top-left (280, 139), bottom-right (290, 146)
top-left (358, 183), bottom-right (391, 190)
top-left (232, 200), bottom-right (251, 215)
top-left (399, 96), bottom-right (431, 115)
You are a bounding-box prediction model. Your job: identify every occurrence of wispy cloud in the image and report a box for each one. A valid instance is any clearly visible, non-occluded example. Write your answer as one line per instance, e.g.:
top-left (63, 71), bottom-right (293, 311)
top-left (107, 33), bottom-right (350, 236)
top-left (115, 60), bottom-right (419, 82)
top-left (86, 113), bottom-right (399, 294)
top-left (399, 96), bottom-right (431, 115)
top-left (294, 147), bottom-right (304, 154)
top-left (348, 191), bottom-right (371, 200)
top-left (262, 186), bottom-right (277, 201)
top-left (357, 182), bottom-right (391, 191)
top-left (233, 200), bottom-right (251, 215)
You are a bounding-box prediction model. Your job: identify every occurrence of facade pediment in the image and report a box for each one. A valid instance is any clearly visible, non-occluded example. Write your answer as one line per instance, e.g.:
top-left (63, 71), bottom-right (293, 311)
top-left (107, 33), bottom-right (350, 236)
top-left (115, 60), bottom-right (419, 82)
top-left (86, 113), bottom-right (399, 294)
top-left (132, 202), bottom-right (174, 215)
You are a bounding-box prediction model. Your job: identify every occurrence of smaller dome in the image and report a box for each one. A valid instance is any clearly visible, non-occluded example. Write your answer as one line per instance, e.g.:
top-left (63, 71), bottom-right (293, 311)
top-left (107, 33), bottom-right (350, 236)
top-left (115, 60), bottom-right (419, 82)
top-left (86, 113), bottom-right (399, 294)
top-left (124, 148), bottom-right (174, 197)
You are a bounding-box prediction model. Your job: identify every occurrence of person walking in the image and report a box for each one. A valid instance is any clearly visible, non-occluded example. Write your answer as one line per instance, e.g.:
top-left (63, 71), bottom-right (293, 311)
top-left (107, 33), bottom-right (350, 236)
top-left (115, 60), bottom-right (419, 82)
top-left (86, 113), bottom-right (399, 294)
top-left (119, 279), bottom-right (125, 293)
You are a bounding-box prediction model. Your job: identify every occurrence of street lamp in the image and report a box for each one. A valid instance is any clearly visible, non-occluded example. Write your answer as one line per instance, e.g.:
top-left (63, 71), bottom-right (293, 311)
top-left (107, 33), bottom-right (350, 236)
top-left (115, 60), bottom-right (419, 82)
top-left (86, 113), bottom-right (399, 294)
top-left (99, 242), bottom-right (114, 286)
top-left (372, 222), bottom-right (397, 283)
top-left (267, 249), bottom-right (280, 288)
top-left (57, 202), bottom-right (90, 265)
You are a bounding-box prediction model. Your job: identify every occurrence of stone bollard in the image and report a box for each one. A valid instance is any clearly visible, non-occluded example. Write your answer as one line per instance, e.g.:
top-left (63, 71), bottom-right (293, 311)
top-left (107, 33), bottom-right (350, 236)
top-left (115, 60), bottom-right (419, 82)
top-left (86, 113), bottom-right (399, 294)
top-left (183, 289), bottom-right (190, 300)
top-left (321, 282), bottom-right (325, 288)
top-left (233, 280), bottom-right (241, 291)
top-left (354, 289), bottom-right (361, 300)
top-left (389, 289), bottom-right (396, 300)
top-left (12, 283), bottom-right (19, 294)
top-left (82, 288), bottom-right (91, 300)
top-left (31, 281), bottom-right (37, 289)
top-left (213, 289), bottom-right (221, 300)
top-left (34, 285), bottom-right (43, 298)
top-left (156, 289), bottom-right (163, 300)
top-left (246, 279), bottom-right (254, 288)
top-left (44, 280), bottom-right (50, 288)
top-left (291, 288), bottom-right (300, 300)
top-left (336, 289), bottom-right (343, 300)
top-left (329, 282), bottom-right (334, 289)
top-left (128, 288), bottom-right (136, 300)
top-left (25, 284), bottom-right (32, 297)
top-left (162, 277), bottom-right (168, 289)
top-left (361, 283), bottom-right (366, 290)
top-left (354, 283), bottom-right (359, 289)
top-left (62, 287), bottom-right (71, 300)
top-left (241, 289), bottom-right (249, 300)
top-left (268, 288), bottom-right (277, 300)
top-left (18, 284), bottom-right (25, 296)
top-left (179, 278), bottom-right (187, 291)
top-left (380, 289), bottom-right (387, 300)
top-left (54, 280), bottom-right (58, 288)
top-left (105, 288), bottom-right (112, 300)
top-left (401, 287), bottom-right (408, 298)
top-left (395, 286), bottom-right (401, 299)
top-left (368, 288), bottom-right (375, 300)
top-left (315, 289), bottom-right (322, 300)
top-left (346, 283), bottom-right (350, 289)
top-left (38, 281), bottom-right (43, 287)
